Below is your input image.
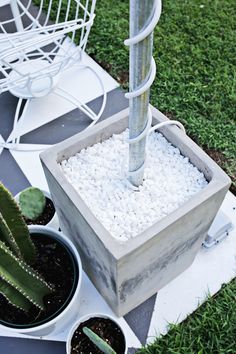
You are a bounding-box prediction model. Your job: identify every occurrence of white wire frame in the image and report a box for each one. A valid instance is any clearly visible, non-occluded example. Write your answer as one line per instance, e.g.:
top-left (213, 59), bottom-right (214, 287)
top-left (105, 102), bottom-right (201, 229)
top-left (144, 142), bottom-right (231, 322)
top-left (0, 0), bottom-right (107, 150)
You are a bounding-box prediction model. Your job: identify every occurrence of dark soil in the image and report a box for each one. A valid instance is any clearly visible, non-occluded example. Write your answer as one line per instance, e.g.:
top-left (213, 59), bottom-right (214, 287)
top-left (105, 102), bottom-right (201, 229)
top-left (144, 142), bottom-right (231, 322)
top-left (0, 233), bottom-right (78, 327)
top-left (204, 148), bottom-right (228, 169)
top-left (71, 317), bottom-right (126, 354)
top-left (204, 148), bottom-right (236, 195)
top-left (116, 70), bottom-right (129, 86)
top-left (24, 197), bottom-right (55, 226)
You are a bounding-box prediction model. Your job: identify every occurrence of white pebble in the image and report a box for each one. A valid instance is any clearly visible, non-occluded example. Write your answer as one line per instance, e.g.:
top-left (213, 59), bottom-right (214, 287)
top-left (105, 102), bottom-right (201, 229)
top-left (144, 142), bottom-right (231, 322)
top-left (60, 129), bottom-right (208, 241)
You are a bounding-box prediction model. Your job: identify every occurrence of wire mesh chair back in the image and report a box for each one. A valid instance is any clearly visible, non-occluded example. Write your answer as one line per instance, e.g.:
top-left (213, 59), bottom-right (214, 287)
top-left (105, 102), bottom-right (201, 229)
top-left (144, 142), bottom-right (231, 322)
top-left (0, 0), bottom-right (96, 97)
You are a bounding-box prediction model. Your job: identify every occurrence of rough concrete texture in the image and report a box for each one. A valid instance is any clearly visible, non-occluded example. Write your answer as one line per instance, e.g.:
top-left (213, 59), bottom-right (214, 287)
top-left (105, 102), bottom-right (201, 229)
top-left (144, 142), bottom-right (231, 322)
top-left (40, 107), bottom-right (231, 316)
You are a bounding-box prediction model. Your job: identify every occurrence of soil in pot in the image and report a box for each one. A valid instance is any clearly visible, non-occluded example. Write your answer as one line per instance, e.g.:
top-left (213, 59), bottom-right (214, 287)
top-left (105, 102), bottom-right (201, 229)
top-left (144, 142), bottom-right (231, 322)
top-left (70, 317), bottom-right (126, 354)
top-left (23, 197), bottom-right (55, 226)
top-left (0, 233), bottom-right (78, 328)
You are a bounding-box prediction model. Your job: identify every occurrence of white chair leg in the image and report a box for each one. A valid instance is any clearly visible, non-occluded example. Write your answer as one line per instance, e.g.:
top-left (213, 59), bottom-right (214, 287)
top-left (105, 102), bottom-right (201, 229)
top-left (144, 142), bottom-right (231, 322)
top-left (54, 87), bottom-right (96, 120)
top-left (54, 64), bottom-right (107, 129)
top-left (76, 64), bottom-right (108, 129)
top-left (10, 97), bottom-right (23, 146)
top-left (7, 98), bottom-right (31, 148)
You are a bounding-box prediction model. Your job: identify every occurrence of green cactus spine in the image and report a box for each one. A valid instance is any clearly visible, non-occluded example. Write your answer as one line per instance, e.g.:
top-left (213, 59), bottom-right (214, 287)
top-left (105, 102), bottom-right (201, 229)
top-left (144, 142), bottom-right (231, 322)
top-left (0, 241), bottom-right (52, 311)
top-left (19, 187), bottom-right (46, 221)
top-left (0, 182), bottom-right (53, 312)
top-left (0, 279), bottom-right (31, 312)
top-left (0, 212), bottom-right (21, 258)
top-left (83, 327), bottom-right (117, 354)
top-left (0, 183), bottom-right (35, 263)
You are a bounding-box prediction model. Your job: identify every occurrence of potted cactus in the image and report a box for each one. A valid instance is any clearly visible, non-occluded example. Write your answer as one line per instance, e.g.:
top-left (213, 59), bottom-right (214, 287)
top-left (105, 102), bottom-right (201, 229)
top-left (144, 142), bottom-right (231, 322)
top-left (66, 313), bottom-right (127, 354)
top-left (0, 182), bottom-right (82, 336)
top-left (15, 187), bottom-right (59, 229)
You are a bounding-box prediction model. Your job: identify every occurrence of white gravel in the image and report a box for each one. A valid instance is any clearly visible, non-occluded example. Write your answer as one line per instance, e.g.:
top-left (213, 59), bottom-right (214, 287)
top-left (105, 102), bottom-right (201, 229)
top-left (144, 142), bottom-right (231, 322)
top-left (60, 129), bottom-right (208, 242)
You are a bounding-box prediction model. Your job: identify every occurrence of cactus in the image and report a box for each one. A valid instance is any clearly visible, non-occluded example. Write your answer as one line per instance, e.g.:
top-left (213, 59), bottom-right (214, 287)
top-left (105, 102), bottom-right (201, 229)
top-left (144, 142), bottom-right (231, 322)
top-left (0, 278), bottom-right (31, 312)
top-left (0, 183), bottom-right (35, 263)
top-left (0, 241), bottom-right (52, 311)
top-left (83, 327), bottom-right (117, 354)
top-left (19, 187), bottom-right (46, 221)
top-left (0, 182), bottom-right (53, 312)
top-left (0, 212), bottom-right (21, 258)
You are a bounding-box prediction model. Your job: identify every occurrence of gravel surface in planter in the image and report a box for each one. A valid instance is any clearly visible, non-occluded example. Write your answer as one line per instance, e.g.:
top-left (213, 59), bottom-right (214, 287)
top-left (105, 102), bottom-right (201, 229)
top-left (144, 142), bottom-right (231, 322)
top-left (61, 129), bottom-right (208, 241)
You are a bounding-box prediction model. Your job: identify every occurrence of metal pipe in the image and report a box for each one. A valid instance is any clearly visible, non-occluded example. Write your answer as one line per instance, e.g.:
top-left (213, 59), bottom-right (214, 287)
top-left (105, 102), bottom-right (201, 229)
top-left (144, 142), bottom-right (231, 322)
top-left (128, 0), bottom-right (155, 187)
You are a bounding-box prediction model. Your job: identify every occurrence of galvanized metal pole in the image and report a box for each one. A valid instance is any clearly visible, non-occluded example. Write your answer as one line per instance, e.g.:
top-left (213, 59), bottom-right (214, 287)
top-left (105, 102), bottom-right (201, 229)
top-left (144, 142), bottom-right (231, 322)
top-left (128, 0), bottom-right (155, 187)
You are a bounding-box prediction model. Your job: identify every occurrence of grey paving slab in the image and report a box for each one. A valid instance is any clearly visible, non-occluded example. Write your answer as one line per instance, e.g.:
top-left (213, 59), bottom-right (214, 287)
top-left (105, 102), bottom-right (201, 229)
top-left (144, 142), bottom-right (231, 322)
top-left (21, 88), bottom-right (128, 144)
top-left (124, 294), bottom-right (157, 345)
top-left (0, 86), bottom-right (127, 144)
top-left (0, 336), bottom-right (65, 354)
top-left (128, 349), bottom-right (138, 354)
top-left (0, 149), bottom-right (30, 195)
top-left (0, 93), bottom-right (17, 141)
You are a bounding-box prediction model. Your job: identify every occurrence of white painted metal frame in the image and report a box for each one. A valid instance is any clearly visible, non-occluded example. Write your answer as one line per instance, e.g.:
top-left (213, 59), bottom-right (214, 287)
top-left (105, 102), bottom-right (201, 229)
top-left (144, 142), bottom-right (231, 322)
top-left (0, 0), bottom-right (106, 149)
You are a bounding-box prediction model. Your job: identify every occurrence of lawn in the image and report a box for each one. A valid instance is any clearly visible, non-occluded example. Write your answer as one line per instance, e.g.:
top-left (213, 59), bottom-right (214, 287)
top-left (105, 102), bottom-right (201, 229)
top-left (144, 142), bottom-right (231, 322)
top-left (137, 279), bottom-right (236, 354)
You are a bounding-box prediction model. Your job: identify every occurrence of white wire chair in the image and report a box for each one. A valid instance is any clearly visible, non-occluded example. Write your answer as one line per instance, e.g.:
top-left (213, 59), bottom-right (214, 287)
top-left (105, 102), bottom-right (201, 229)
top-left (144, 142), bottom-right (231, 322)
top-left (0, 0), bottom-right (106, 150)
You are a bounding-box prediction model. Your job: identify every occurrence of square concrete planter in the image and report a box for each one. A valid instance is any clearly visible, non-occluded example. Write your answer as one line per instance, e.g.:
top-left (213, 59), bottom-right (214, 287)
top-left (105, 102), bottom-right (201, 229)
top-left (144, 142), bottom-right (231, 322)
top-left (40, 106), bottom-right (231, 316)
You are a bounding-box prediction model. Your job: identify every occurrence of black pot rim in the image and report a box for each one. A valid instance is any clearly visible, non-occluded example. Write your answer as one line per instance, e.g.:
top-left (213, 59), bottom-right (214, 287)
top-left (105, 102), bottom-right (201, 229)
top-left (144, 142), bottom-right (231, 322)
top-left (0, 231), bottom-right (79, 329)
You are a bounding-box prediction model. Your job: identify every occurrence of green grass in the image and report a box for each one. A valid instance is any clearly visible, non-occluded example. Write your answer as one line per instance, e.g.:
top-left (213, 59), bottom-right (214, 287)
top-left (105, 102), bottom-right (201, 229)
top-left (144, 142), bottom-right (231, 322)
top-left (87, 0), bottom-right (236, 189)
top-left (137, 280), bottom-right (236, 354)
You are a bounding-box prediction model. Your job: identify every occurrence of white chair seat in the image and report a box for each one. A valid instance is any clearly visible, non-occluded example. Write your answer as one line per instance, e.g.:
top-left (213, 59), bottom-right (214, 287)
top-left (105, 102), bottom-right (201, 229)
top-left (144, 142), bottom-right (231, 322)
top-left (8, 59), bottom-right (60, 98)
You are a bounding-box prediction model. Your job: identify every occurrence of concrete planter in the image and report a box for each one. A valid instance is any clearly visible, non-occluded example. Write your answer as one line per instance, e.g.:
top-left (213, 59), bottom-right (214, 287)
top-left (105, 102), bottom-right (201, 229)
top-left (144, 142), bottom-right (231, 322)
top-left (40, 107), bottom-right (231, 316)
